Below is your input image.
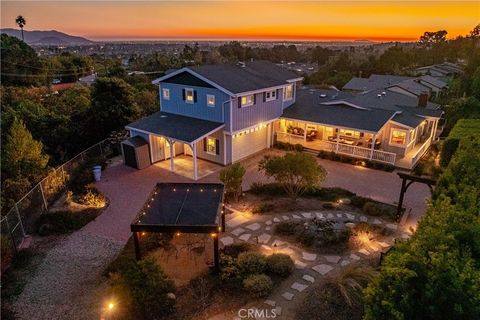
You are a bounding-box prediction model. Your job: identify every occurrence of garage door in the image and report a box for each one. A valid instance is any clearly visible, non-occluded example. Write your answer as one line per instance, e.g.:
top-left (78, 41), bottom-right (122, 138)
top-left (232, 126), bottom-right (268, 162)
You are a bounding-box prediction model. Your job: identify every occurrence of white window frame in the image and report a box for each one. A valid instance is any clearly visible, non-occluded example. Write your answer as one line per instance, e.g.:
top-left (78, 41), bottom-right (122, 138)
top-left (389, 128), bottom-right (408, 147)
top-left (185, 88), bottom-right (194, 104)
top-left (206, 94), bottom-right (215, 107)
top-left (265, 90), bottom-right (276, 102)
top-left (206, 136), bottom-right (217, 155)
top-left (241, 94), bottom-right (254, 107)
top-left (162, 88), bottom-right (170, 100)
top-left (283, 84), bottom-right (294, 101)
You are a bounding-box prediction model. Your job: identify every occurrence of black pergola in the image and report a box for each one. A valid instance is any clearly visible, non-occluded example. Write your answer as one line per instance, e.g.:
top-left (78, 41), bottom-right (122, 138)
top-left (130, 182), bottom-right (225, 270)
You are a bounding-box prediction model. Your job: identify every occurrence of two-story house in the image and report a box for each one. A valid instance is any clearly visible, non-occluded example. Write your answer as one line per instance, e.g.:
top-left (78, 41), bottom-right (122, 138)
top-left (126, 61), bottom-right (302, 179)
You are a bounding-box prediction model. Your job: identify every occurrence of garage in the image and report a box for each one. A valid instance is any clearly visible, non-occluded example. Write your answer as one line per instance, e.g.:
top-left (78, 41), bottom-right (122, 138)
top-left (232, 125), bottom-right (269, 162)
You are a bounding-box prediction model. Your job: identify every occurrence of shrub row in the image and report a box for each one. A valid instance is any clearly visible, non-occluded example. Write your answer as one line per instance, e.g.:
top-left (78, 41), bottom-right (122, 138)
top-left (317, 150), bottom-right (395, 172)
top-left (273, 141), bottom-right (304, 152)
top-left (364, 121), bottom-right (480, 319)
top-left (36, 209), bottom-right (99, 235)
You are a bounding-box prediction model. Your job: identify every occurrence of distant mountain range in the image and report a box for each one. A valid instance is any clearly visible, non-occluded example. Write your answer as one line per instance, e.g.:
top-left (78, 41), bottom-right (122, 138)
top-left (0, 28), bottom-right (94, 45)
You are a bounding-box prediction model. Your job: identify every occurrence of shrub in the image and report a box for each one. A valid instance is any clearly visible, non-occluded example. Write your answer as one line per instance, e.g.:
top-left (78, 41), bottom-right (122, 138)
top-left (249, 182), bottom-right (286, 196)
top-left (221, 242), bottom-right (256, 258)
top-left (274, 141), bottom-right (304, 152)
top-left (1, 234), bottom-right (13, 268)
top-left (362, 202), bottom-right (395, 219)
top-left (440, 138), bottom-right (459, 167)
top-left (36, 209), bottom-right (98, 235)
top-left (121, 258), bottom-right (176, 319)
top-left (317, 151), bottom-right (394, 172)
top-left (274, 221), bottom-right (301, 236)
top-left (242, 274), bottom-right (273, 297)
top-left (77, 184), bottom-right (106, 207)
top-left (219, 253), bottom-right (241, 282)
top-left (219, 163), bottom-right (246, 202)
top-left (252, 202), bottom-right (275, 214)
top-left (237, 251), bottom-right (267, 275)
top-left (307, 187), bottom-right (355, 201)
top-left (350, 196), bottom-right (370, 209)
top-left (266, 254), bottom-right (294, 277)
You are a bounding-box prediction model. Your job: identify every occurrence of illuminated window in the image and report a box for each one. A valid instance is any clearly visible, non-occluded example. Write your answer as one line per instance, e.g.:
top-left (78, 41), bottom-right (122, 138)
top-left (283, 84), bottom-right (294, 101)
top-left (206, 137), bottom-right (216, 154)
top-left (207, 94), bottom-right (215, 107)
top-left (339, 129), bottom-right (360, 139)
top-left (325, 127), bottom-right (334, 138)
top-left (185, 88), bottom-right (194, 103)
top-left (390, 129), bottom-right (407, 146)
top-left (266, 90), bottom-right (276, 102)
top-left (241, 95), bottom-right (254, 107)
top-left (162, 88), bottom-right (170, 100)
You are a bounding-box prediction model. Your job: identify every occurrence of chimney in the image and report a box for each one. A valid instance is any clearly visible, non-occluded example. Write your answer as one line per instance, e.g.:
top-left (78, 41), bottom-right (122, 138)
top-left (418, 93), bottom-right (428, 108)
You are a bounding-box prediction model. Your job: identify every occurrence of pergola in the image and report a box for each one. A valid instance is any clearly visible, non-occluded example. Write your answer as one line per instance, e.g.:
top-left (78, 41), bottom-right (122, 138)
top-left (130, 183), bottom-right (225, 271)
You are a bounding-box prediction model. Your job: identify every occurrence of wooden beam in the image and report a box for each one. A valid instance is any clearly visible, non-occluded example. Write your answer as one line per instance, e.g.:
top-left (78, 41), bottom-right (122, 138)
top-left (213, 235), bottom-right (219, 273)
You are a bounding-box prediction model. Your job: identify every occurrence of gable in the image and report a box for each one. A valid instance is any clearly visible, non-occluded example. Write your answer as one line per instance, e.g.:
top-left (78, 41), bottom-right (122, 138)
top-left (162, 71), bottom-right (215, 88)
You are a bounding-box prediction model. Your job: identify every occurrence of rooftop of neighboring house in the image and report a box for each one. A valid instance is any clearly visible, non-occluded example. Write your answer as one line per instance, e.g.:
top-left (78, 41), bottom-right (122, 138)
top-left (342, 74), bottom-right (414, 92)
top-left (418, 75), bottom-right (449, 89)
top-left (416, 62), bottom-right (463, 75)
top-left (153, 60), bottom-right (301, 95)
top-left (282, 87), bottom-right (443, 132)
top-left (387, 78), bottom-right (432, 96)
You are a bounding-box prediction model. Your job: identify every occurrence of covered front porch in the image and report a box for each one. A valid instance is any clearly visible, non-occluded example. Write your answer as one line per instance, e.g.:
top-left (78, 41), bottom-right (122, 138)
top-left (155, 154), bottom-right (221, 180)
top-left (275, 119), bottom-right (397, 165)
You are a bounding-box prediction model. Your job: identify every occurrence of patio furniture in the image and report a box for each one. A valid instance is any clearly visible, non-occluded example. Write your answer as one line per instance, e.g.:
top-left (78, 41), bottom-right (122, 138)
top-left (306, 130), bottom-right (318, 141)
top-left (367, 139), bottom-right (381, 149)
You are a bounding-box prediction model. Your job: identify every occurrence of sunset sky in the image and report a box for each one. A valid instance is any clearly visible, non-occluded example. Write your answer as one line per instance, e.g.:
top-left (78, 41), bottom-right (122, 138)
top-left (1, 1), bottom-right (478, 41)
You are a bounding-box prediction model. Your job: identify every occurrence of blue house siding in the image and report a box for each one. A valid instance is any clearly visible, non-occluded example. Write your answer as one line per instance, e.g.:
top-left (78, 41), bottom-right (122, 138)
top-left (196, 128), bottom-right (225, 164)
top-left (231, 88), bottom-right (285, 132)
top-left (159, 83), bottom-right (230, 124)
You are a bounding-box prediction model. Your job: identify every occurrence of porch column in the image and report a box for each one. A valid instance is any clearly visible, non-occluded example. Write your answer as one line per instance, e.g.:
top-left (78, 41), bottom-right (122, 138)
top-left (370, 134), bottom-right (376, 160)
top-left (167, 139), bottom-right (175, 172)
top-left (192, 142), bottom-right (198, 180)
top-left (223, 133), bottom-right (227, 165)
top-left (266, 123), bottom-right (271, 148)
top-left (335, 128), bottom-right (340, 152)
top-left (303, 122), bottom-right (307, 143)
top-left (432, 120), bottom-right (438, 140)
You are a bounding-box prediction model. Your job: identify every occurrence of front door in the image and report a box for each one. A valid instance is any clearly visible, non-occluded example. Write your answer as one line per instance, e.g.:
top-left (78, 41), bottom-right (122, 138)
top-left (149, 135), bottom-right (165, 163)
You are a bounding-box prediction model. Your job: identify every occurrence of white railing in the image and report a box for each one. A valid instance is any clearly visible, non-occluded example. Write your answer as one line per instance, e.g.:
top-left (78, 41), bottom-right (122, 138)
top-left (411, 137), bottom-right (432, 167)
top-left (276, 132), bottom-right (397, 165)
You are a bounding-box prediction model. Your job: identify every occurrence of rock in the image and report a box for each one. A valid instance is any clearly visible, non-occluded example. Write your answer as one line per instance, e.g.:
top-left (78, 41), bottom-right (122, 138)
top-left (167, 293), bottom-right (176, 300)
top-left (324, 255), bottom-right (341, 263)
top-left (282, 292), bottom-right (294, 301)
top-left (291, 282), bottom-right (308, 292)
top-left (245, 223), bottom-right (261, 231)
top-left (302, 252), bottom-right (317, 261)
top-left (302, 274), bottom-right (315, 283)
top-left (312, 264), bottom-right (333, 275)
top-left (339, 198), bottom-right (351, 205)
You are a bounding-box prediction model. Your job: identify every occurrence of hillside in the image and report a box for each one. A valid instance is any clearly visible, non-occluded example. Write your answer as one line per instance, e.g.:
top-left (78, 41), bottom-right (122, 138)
top-left (0, 28), bottom-right (93, 45)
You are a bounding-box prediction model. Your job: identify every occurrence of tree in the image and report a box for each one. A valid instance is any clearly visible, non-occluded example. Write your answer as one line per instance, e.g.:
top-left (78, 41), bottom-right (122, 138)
top-left (469, 24), bottom-right (480, 38)
top-left (419, 30), bottom-right (448, 46)
top-left (258, 153), bottom-right (327, 200)
top-left (90, 77), bottom-right (139, 139)
top-left (15, 15), bottom-right (26, 42)
top-left (219, 163), bottom-right (246, 202)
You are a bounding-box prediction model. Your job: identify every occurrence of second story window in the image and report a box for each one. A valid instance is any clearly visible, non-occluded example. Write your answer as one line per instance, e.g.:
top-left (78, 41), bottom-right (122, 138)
top-left (265, 90), bottom-right (277, 102)
top-left (240, 94), bottom-right (255, 107)
top-left (183, 88), bottom-right (196, 104)
top-left (283, 84), bottom-right (294, 101)
top-left (207, 94), bottom-right (215, 107)
top-left (162, 88), bottom-right (170, 100)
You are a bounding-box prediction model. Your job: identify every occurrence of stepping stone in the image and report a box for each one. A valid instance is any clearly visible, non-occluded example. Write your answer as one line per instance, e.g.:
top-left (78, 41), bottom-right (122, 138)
top-left (312, 264), bottom-right (333, 275)
top-left (340, 259), bottom-right (351, 266)
top-left (246, 223), bottom-right (261, 231)
top-left (372, 218), bottom-right (382, 225)
top-left (327, 213), bottom-right (334, 219)
top-left (345, 213), bottom-right (355, 220)
top-left (273, 217), bottom-right (281, 223)
top-left (292, 214), bottom-right (301, 219)
top-left (295, 260), bottom-right (307, 269)
top-left (282, 215), bottom-right (290, 221)
top-left (345, 222), bottom-right (356, 229)
top-left (220, 236), bottom-right (234, 246)
top-left (324, 255), bottom-right (341, 263)
top-left (386, 223), bottom-right (398, 230)
top-left (302, 252), bottom-right (317, 261)
top-left (226, 215), bottom-right (249, 228)
top-left (291, 282), bottom-right (308, 292)
top-left (282, 292), bottom-right (294, 301)
top-left (315, 212), bottom-right (324, 219)
top-left (359, 248), bottom-right (370, 256)
top-left (350, 253), bottom-right (360, 260)
top-left (275, 306), bottom-right (282, 316)
top-left (368, 243), bottom-right (381, 252)
top-left (261, 245), bottom-right (272, 252)
top-left (302, 274), bottom-right (315, 283)
top-left (258, 233), bottom-right (272, 244)
top-left (377, 241), bottom-right (390, 248)
top-left (401, 233), bottom-right (410, 239)
top-left (302, 212), bottom-right (312, 218)
top-left (231, 227), bottom-right (246, 236)
top-left (336, 213), bottom-right (343, 219)
top-left (239, 233), bottom-right (251, 242)
top-left (359, 216), bottom-right (368, 222)
top-left (264, 300), bottom-right (276, 307)
top-left (266, 226), bottom-right (271, 231)
top-left (281, 247), bottom-right (295, 256)
top-left (265, 220), bottom-right (272, 225)
top-left (272, 239), bottom-right (286, 247)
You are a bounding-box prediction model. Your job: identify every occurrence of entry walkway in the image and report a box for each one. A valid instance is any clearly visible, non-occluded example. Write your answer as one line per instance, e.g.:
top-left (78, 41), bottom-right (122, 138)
top-left (155, 155), bottom-right (221, 180)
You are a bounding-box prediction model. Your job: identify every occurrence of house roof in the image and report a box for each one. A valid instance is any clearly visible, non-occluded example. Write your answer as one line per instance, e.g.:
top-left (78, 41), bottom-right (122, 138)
top-left (419, 75), bottom-right (448, 89)
top-left (282, 89), bottom-right (397, 132)
top-left (388, 79), bottom-right (431, 96)
top-left (131, 183), bottom-right (224, 233)
top-left (342, 74), bottom-right (413, 92)
top-left (122, 135), bottom-right (148, 148)
top-left (126, 111), bottom-right (224, 144)
top-left (392, 113), bottom-right (425, 128)
top-left (154, 61), bottom-right (300, 95)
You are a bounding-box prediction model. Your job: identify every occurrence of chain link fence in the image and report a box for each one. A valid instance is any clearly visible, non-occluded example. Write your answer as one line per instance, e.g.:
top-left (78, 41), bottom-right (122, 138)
top-left (1, 139), bottom-right (116, 258)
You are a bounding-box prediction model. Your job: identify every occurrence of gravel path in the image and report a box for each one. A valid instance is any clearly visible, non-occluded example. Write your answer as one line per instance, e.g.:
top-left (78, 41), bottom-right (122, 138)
top-left (13, 231), bottom-right (123, 320)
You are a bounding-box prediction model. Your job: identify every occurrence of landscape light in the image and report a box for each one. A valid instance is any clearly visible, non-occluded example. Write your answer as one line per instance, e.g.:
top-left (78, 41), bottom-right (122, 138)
top-left (108, 303), bottom-right (114, 311)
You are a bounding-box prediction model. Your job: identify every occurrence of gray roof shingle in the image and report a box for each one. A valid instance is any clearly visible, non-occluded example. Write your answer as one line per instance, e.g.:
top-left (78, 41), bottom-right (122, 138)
top-left (343, 74), bottom-right (413, 92)
top-left (126, 111), bottom-right (224, 143)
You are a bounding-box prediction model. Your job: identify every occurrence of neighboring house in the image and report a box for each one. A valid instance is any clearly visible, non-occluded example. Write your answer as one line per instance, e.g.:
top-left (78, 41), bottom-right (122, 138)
top-left (78, 73), bottom-right (97, 86)
top-left (125, 61), bottom-right (443, 179)
top-left (415, 62), bottom-right (463, 77)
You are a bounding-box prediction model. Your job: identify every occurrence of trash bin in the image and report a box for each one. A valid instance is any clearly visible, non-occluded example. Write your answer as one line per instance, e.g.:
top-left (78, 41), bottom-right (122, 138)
top-left (93, 165), bottom-right (102, 182)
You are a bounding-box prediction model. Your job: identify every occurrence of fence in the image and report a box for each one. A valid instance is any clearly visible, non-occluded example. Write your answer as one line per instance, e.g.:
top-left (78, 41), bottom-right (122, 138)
top-left (1, 139), bottom-right (114, 257)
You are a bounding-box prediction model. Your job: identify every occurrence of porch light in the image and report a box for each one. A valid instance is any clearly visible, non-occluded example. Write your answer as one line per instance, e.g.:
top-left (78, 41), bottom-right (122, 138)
top-left (176, 232), bottom-right (181, 236)
top-left (211, 233), bottom-right (217, 238)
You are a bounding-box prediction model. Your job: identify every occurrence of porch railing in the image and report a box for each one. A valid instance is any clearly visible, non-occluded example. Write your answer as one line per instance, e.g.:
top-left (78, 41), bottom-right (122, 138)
top-left (276, 132), bottom-right (396, 165)
top-left (411, 137), bottom-right (432, 167)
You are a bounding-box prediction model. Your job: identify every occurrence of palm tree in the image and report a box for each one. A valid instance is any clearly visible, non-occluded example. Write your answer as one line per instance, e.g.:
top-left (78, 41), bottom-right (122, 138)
top-left (15, 15), bottom-right (26, 42)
